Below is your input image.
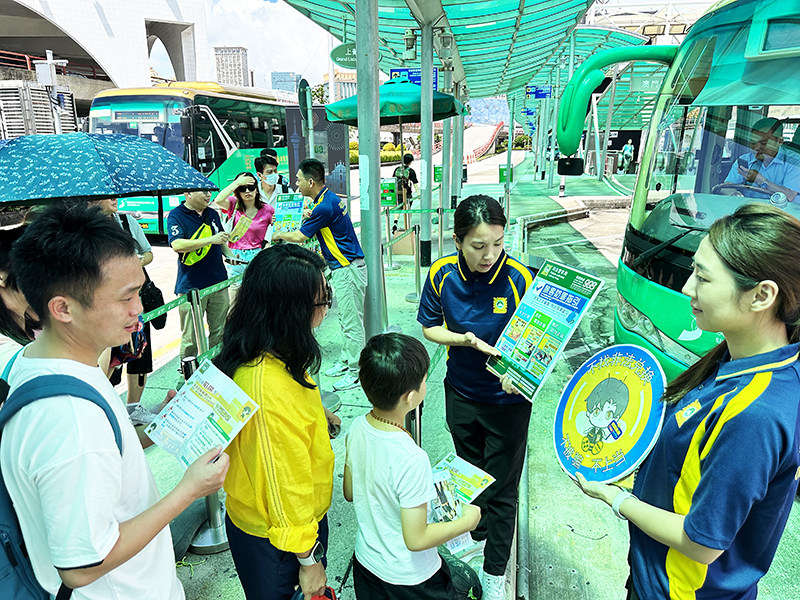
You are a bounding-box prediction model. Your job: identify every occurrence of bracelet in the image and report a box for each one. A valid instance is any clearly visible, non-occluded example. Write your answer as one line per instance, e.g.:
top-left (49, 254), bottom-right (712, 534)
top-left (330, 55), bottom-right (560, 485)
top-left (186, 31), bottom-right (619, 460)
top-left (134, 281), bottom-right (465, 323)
top-left (611, 491), bottom-right (636, 520)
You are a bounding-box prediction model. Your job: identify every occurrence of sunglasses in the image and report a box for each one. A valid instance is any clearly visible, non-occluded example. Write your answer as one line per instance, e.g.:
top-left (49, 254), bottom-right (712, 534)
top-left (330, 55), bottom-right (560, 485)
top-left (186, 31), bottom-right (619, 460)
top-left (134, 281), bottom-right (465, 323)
top-left (314, 283), bottom-right (333, 309)
top-left (237, 184), bottom-right (257, 193)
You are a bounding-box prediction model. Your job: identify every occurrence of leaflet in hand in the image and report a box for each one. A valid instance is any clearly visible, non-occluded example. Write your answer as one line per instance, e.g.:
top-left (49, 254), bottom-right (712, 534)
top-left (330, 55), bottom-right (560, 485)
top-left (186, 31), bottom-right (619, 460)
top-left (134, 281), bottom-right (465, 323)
top-left (431, 453), bottom-right (494, 553)
top-left (145, 359), bottom-right (259, 467)
top-left (487, 260), bottom-right (603, 401)
top-left (228, 214), bottom-right (253, 243)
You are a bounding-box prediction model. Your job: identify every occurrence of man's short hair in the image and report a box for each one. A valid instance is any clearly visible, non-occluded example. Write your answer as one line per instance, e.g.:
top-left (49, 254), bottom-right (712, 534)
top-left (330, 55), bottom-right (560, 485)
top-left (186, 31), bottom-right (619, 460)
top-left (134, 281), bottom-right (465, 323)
top-left (298, 158), bottom-right (326, 184)
top-left (260, 148), bottom-right (278, 159)
top-left (11, 201), bottom-right (136, 324)
top-left (359, 333), bottom-right (429, 410)
top-left (255, 155), bottom-right (278, 174)
top-left (403, 153), bottom-right (413, 165)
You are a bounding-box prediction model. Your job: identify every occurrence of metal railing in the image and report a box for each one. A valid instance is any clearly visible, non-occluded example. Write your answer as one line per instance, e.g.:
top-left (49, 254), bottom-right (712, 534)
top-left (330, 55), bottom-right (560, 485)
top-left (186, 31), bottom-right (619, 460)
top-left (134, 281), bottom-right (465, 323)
top-left (0, 49), bottom-right (110, 80)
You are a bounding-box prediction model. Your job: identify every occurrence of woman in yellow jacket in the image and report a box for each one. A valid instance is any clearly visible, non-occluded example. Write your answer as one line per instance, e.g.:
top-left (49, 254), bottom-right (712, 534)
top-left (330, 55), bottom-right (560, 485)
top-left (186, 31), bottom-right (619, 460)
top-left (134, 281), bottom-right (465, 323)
top-left (215, 244), bottom-right (336, 600)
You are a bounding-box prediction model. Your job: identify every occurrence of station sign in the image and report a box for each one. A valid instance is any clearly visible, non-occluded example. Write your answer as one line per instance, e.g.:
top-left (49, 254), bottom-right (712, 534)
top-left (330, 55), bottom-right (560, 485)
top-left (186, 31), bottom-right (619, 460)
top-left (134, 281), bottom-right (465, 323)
top-left (521, 107), bottom-right (537, 116)
top-left (380, 178), bottom-right (397, 206)
top-left (629, 76), bottom-right (661, 93)
top-left (330, 43), bottom-right (357, 69)
top-left (499, 165), bottom-right (513, 183)
top-left (525, 85), bottom-right (552, 99)
top-left (434, 165), bottom-right (443, 182)
top-left (390, 67), bottom-right (439, 91)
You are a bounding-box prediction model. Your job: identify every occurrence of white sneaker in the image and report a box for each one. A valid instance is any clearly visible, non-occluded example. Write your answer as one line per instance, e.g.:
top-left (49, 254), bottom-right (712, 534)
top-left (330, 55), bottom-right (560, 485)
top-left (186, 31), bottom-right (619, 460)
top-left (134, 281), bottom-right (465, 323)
top-left (127, 404), bottom-right (159, 426)
top-left (324, 361), bottom-right (348, 378)
top-left (332, 374), bottom-right (360, 392)
top-left (481, 570), bottom-right (506, 600)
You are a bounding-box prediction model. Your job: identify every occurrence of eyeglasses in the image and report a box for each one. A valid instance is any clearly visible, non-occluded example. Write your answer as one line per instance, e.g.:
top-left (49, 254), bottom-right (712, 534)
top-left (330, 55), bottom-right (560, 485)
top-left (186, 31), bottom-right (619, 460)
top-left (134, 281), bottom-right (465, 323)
top-left (237, 184), bottom-right (257, 193)
top-left (314, 283), bottom-right (333, 308)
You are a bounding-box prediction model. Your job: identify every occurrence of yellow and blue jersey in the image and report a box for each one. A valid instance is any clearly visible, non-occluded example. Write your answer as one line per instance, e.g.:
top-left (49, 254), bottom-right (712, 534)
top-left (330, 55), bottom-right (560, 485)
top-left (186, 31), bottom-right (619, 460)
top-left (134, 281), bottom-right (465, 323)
top-left (417, 250), bottom-right (534, 405)
top-left (631, 342), bottom-right (800, 599)
top-left (299, 187), bottom-right (363, 270)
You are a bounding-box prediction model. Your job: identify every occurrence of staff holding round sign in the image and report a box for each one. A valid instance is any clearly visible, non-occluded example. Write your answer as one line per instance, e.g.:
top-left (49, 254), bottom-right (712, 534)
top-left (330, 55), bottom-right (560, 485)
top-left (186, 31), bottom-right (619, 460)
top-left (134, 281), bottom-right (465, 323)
top-left (417, 195), bottom-right (535, 600)
top-left (575, 204), bottom-right (800, 600)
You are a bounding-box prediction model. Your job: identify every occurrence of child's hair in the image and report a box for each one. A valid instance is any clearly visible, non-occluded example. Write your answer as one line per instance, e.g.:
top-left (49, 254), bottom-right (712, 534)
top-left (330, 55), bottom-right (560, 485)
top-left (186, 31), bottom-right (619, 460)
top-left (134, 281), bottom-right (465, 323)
top-left (359, 333), bottom-right (429, 410)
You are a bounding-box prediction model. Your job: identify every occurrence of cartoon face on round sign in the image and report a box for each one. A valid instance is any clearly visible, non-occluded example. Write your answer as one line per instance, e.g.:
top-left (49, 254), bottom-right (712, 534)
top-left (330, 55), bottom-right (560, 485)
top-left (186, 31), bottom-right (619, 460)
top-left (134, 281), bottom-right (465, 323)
top-left (553, 344), bottom-right (666, 483)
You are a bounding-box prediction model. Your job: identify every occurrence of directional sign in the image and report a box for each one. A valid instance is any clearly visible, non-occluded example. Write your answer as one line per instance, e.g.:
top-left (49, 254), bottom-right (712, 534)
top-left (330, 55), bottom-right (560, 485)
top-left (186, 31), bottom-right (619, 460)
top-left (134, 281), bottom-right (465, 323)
top-left (390, 68), bottom-right (439, 91)
top-left (525, 85), bottom-right (535, 99)
top-left (298, 78), bottom-right (310, 120)
top-left (535, 85), bottom-right (552, 99)
top-left (330, 43), bottom-right (357, 69)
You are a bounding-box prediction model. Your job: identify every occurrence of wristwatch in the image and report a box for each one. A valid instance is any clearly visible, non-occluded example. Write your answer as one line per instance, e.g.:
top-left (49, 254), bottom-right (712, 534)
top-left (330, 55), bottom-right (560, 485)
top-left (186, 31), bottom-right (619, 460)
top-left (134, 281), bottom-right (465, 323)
top-left (297, 540), bottom-right (325, 566)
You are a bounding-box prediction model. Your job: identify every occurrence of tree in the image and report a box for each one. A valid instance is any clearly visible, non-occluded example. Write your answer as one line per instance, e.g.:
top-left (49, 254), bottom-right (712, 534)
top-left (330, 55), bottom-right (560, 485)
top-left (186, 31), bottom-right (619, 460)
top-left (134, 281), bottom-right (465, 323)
top-left (311, 83), bottom-right (328, 104)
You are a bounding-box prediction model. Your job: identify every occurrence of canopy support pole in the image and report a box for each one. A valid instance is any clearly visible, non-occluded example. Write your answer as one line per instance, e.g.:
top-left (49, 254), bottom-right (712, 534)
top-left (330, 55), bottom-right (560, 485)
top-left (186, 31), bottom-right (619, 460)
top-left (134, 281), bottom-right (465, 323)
top-left (599, 64), bottom-right (618, 182)
top-left (440, 66), bottom-right (453, 258)
top-left (419, 22), bottom-right (434, 267)
top-left (355, 0), bottom-right (384, 339)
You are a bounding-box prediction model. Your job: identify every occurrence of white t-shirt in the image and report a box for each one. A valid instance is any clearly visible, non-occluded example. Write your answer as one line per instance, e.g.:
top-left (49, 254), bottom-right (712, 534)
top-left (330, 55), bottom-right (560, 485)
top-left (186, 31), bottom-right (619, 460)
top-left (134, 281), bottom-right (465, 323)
top-left (345, 414), bottom-right (440, 586)
top-left (0, 354), bottom-right (184, 600)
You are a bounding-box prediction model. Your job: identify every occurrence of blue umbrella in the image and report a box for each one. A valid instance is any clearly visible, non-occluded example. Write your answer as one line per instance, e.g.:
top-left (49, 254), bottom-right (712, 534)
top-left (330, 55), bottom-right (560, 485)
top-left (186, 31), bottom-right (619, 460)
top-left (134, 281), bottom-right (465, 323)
top-left (0, 132), bottom-right (217, 205)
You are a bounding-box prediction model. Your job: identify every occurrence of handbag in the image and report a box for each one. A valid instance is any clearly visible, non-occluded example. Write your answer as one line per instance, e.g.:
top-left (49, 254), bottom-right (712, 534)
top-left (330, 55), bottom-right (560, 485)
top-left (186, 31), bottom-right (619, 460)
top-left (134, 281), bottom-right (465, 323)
top-left (109, 315), bottom-right (148, 368)
top-left (141, 269), bottom-right (167, 329)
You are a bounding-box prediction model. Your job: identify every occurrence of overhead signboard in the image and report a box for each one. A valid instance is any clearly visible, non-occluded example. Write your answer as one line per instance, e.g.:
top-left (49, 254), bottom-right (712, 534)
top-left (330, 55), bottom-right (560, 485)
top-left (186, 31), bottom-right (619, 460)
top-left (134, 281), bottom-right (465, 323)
top-left (330, 43), bottom-right (357, 69)
top-left (390, 68), bottom-right (439, 91)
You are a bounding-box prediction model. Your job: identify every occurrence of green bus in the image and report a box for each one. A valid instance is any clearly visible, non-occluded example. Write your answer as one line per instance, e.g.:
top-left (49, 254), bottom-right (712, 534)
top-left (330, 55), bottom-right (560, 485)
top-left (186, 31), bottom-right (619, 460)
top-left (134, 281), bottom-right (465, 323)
top-left (558, 0), bottom-right (800, 379)
top-left (89, 81), bottom-right (293, 235)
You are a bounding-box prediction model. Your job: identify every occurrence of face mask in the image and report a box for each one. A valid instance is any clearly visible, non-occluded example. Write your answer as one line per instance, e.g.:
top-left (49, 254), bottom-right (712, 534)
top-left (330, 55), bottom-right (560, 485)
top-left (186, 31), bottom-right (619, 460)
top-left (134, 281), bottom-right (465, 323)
top-left (264, 173), bottom-right (279, 186)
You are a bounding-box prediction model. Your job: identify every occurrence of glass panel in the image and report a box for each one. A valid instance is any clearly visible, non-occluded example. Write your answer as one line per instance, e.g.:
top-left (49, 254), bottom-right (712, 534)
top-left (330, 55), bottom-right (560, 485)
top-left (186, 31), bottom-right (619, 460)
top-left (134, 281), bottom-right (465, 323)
top-left (89, 94), bottom-right (190, 158)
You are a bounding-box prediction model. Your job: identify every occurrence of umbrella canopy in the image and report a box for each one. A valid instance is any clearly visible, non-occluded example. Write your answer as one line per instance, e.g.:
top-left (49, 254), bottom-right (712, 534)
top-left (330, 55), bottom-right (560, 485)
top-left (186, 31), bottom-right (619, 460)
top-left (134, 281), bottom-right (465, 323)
top-left (325, 77), bottom-right (467, 126)
top-left (0, 132), bottom-right (217, 206)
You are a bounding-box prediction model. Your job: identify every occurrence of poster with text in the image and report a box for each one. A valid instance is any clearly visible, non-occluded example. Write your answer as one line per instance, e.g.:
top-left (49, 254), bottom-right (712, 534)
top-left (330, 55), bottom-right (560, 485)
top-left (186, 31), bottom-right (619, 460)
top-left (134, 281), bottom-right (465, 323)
top-left (487, 260), bottom-right (603, 400)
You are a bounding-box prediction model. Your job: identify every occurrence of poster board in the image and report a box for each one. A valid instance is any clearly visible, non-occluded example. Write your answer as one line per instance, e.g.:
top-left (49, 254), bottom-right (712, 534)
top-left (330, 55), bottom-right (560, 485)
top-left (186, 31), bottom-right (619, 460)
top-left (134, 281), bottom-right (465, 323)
top-left (553, 344), bottom-right (666, 483)
top-left (487, 260), bottom-right (604, 400)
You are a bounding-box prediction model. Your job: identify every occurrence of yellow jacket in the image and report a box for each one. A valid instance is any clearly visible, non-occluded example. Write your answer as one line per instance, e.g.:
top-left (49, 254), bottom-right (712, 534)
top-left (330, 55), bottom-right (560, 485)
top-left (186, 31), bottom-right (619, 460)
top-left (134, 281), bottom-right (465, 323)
top-left (224, 354), bottom-right (334, 552)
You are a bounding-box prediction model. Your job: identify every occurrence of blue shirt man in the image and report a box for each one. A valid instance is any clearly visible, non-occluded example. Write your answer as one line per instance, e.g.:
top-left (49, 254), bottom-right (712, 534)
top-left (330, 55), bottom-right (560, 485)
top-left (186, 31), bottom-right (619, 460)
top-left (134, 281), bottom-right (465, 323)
top-left (168, 190), bottom-right (231, 364)
top-left (725, 117), bottom-right (800, 202)
top-left (272, 159), bottom-right (366, 391)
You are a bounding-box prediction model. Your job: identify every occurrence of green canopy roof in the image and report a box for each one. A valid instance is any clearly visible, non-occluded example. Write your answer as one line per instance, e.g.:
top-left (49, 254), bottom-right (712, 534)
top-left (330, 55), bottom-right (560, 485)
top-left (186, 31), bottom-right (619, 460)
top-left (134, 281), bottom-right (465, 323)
top-left (284, 0), bottom-right (592, 99)
top-left (506, 25), bottom-right (666, 131)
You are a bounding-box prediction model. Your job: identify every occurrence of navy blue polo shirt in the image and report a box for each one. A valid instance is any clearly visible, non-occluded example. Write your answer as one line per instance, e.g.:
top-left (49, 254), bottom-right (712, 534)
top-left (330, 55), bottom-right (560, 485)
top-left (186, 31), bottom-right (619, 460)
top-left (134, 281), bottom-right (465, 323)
top-left (417, 250), bottom-right (534, 405)
top-left (167, 203), bottom-right (228, 295)
top-left (299, 187), bottom-right (363, 270)
top-left (631, 343), bottom-right (800, 599)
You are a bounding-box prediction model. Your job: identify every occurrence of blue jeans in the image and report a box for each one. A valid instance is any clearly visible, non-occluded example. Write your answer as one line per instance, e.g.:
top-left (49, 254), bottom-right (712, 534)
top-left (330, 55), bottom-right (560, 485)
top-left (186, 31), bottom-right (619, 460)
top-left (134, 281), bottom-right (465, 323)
top-left (226, 514), bottom-right (329, 600)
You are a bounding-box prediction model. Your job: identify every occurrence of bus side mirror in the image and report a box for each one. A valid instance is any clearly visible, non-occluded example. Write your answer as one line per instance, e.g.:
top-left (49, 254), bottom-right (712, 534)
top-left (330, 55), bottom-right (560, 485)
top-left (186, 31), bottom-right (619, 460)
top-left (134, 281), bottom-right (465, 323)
top-left (180, 115), bottom-right (192, 139)
top-left (558, 157), bottom-right (584, 176)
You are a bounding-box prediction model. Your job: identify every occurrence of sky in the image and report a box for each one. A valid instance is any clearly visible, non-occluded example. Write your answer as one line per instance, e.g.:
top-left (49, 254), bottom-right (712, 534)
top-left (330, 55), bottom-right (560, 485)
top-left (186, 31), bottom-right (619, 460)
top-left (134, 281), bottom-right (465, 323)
top-left (150, 0), bottom-right (338, 89)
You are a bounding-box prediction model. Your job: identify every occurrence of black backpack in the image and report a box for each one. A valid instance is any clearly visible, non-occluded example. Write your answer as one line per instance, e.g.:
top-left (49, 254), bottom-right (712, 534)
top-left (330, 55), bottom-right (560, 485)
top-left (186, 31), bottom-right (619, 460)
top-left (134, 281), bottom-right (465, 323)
top-left (0, 352), bottom-right (123, 600)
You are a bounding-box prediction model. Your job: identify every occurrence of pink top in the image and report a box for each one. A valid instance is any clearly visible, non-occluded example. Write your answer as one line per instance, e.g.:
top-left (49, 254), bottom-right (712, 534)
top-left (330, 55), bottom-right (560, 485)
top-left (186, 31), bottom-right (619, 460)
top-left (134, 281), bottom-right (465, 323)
top-left (226, 196), bottom-right (275, 250)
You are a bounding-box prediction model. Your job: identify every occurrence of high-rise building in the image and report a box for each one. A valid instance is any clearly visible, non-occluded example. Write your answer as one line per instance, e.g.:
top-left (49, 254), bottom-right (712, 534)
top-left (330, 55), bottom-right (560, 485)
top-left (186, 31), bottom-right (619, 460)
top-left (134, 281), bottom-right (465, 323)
top-left (272, 71), bottom-right (302, 94)
top-left (215, 47), bottom-right (249, 86)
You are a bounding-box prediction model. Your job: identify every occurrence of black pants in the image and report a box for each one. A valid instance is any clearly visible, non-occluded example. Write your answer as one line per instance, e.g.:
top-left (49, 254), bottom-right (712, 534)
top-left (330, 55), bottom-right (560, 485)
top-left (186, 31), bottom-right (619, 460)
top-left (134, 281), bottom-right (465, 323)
top-left (226, 514), bottom-right (329, 600)
top-left (352, 554), bottom-right (456, 600)
top-left (444, 379), bottom-right (532, 576)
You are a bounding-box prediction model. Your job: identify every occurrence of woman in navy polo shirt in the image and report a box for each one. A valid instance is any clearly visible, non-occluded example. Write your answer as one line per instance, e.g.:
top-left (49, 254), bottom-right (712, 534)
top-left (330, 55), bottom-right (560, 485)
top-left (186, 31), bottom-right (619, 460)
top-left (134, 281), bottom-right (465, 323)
top-left (576, 204), bottom-right (800, 599)
top-left (417, 195), bottom-right (534, 600)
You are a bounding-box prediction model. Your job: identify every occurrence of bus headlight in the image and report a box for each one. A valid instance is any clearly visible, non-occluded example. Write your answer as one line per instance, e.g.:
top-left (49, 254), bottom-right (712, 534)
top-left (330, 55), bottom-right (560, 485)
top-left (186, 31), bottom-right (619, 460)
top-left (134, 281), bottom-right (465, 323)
top-left (616, 294), bottom-right (701, 366)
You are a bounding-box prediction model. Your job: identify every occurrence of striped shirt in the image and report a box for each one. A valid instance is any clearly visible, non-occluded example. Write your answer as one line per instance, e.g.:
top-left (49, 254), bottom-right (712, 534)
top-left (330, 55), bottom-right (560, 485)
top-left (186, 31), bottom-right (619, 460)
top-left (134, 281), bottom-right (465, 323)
top-left (631, 343), bottom-right (800, 599)
top-left (300, 187), bottom-right (363, 270)
top-left (417, 250), bottom-right (534, 404)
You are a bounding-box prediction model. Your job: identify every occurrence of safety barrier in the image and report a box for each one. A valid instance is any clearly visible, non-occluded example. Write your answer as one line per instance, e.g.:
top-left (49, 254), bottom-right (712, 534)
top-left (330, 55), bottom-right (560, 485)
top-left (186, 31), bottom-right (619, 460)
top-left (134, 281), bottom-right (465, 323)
top-left (139, 273), bottom-right (243, 555)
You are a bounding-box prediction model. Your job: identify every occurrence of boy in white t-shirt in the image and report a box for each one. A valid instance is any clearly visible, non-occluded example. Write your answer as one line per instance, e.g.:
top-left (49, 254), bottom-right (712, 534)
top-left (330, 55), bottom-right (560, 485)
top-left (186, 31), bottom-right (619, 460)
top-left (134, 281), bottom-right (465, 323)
top-left (344, 333), bottom-right (481, 599)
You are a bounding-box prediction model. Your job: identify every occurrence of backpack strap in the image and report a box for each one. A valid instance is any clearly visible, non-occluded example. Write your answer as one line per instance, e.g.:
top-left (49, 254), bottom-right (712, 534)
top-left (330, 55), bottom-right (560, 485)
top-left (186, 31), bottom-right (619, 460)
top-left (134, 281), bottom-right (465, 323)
top-left (0, 375), bottom-right (122, 454)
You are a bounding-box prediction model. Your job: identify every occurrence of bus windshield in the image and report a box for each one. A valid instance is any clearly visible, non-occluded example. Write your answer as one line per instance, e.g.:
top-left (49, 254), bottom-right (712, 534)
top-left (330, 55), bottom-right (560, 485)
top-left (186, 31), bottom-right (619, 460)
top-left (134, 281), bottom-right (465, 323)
top-left (626, 0), bottom-right (800, 293)
top-left (89, 94), bottom-right (190, 159)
